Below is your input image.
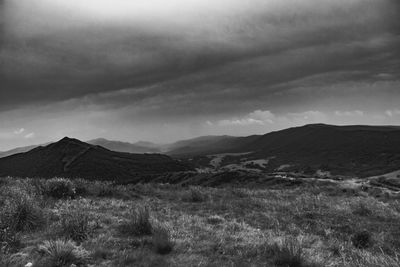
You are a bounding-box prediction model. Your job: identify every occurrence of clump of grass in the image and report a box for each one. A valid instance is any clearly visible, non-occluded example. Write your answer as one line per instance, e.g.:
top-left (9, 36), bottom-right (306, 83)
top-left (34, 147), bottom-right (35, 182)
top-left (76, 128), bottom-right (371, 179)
top-left (268, 238), bottom-right (321, 267)
top-left (95, 181), bottom-right (116, 197)
top-left (0, 186), bottom-right (45, 236)
top-left (352, 202), bottom-right (373, 217)
top-left (182, 186), bottom-right (208, 202)
top-left (60, 212), bottom-right (91, 243)
top-left (206, 215), bottom-right (225, 225)
top-left (44, 178), bottom-right (75, 199)
top-left (151, 224), bottom-right (174, 255)
top-left (352, 230), bottom-right (373, 249)
top-left (119, 205), bottom-right (152, 236)
top-left (34, 240), bottom-right (90, 267)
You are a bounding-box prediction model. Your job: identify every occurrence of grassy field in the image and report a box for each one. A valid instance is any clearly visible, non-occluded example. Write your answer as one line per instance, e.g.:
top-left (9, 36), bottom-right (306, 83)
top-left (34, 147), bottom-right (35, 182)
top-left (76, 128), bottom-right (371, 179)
top-left (1, 177), bottom-right (400, 266)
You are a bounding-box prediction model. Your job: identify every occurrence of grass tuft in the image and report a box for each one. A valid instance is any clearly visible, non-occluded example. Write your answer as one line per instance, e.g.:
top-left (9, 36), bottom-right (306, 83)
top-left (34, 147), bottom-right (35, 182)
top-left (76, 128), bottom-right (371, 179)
top-left (269, 238), bottom-right (321, 267)
top-left (119, 205), bottom-right (152, 236)
top-left (60, 211), bottom-right (91, 243)
top-left (182, 186), bottom-right (208, 202)
top-left (34, 239), bottom-right (90, 267)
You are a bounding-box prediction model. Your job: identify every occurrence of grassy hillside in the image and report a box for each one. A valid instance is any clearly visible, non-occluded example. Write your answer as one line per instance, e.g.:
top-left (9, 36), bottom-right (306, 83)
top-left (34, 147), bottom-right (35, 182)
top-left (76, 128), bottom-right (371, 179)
top-left (179, 124), bottom-right (400, 177)
top-left (1, 177), bottom-right (400, 266)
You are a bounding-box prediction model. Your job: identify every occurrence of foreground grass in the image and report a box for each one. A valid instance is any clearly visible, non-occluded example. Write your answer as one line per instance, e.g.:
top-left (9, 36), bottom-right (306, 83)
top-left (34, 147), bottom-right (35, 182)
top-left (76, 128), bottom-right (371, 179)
top-left (1, 177), bottom-right (400, 266)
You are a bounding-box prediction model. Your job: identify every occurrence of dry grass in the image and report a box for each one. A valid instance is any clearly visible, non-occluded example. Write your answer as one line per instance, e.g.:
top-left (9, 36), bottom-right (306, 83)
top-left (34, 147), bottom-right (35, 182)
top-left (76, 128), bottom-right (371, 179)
top-left (1, 177), bottom-right (400, 266)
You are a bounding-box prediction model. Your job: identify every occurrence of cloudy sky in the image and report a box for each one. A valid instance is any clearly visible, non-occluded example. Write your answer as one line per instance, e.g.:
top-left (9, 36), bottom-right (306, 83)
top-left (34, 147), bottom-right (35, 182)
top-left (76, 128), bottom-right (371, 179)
top-left (0, 0), bottom-right (399, 150)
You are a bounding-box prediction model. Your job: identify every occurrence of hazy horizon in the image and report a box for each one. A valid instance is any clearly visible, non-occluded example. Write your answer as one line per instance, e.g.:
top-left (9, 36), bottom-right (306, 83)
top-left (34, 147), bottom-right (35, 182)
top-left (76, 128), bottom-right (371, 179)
top-left (1, 0), bottom-right (399, 151)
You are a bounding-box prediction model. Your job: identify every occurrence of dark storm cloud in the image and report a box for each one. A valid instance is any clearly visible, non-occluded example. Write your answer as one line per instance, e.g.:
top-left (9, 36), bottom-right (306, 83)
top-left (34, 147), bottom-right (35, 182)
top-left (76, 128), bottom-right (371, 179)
top-left (1, 0), bottom-right (400, 150)
top-left (1, 0), bottom-right (399, 111)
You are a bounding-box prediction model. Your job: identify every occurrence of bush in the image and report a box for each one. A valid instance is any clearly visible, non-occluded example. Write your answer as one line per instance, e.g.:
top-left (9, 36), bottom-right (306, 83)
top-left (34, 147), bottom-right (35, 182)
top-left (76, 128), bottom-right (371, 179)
top-left (119, 205), bottom-right (152, 236)
top-left (0, 186), bottom-right (45, 233)
top-left (73, 180), bottom-right (118, 198)
top-left (96, 182), bottom-right (116, 197)
top-left (151, 225), bottom-right (174, 255)
top-left (182, 187), bottom-right (208, 202)
top-left (73, 179), bottom-right (90, 197)
top-left (60, 212), bottom-right (91, 243)
top-left (352, 230), bottom-right (373, 249)
top-left (44, 178), bottom-right (75, 199)
top-left (34, 240), bottom-right (89, 267)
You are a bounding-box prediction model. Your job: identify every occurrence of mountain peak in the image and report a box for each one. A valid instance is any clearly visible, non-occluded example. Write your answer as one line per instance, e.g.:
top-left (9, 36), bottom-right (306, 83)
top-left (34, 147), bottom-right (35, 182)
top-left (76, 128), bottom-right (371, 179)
top-left (51, 137), bottom-right (92, 151)
top-left (59, 136), bottom-right (75, 142)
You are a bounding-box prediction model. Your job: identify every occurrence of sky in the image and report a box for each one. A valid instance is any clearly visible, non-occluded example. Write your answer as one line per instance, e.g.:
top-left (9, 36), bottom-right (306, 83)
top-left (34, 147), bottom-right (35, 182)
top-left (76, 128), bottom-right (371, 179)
top-left (0, 0), bottom-right (399, 150)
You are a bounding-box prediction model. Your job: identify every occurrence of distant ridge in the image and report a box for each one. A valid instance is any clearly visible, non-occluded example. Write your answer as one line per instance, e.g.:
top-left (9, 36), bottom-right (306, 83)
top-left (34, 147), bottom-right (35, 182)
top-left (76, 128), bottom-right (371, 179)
top-left (0, 137), bottom-right (192, 181)
top-left (88, 138), bottom-right (161, 153)
top-left (181, 124), bottom-right (400, 177)
top-left (1, 124), bottom-right (400, 177)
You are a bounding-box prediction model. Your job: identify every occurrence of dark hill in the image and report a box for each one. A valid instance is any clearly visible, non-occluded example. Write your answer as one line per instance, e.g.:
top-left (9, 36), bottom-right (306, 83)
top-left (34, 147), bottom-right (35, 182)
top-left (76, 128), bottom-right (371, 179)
top-left (248, 124), bottom-right (400, 176)
top-left (176, 124), bottom-right (400, 177)
top-left (0, 137), bottom-right (192, 181)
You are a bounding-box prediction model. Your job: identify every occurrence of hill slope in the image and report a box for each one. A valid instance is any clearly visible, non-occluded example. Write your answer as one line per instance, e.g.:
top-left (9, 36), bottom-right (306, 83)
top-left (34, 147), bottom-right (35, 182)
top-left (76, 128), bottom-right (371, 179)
top-left (184, 124), bottom-right (400, 177)
top-left (0, 144), bottom-right (48, 158)
top-left (0, 137), bottom-right (191, 181)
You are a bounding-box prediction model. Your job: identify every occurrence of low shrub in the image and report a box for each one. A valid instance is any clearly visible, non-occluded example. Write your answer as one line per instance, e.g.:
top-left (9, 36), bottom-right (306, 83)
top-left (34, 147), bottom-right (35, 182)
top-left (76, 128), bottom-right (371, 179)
top-left (34, 240), bottom-right (90, 267)
top-left (44, 178), bottom-right (75, 199)
top-left (73, 179), bottom-right (90, 197)
top-left (0, 186), bottom-right (45, 234)
top-left (119, 205), bottom-right (152, 236)
top-left (352, 230), bottom-right (373, 249)
top-left (95, 182), bottom-right (116, 197)
top-left (151, 224), bottom-right (174, 255)
top-left (60, 212), bottom-right (91, 243)
top-left (182, 186), bottom-right (208, 202)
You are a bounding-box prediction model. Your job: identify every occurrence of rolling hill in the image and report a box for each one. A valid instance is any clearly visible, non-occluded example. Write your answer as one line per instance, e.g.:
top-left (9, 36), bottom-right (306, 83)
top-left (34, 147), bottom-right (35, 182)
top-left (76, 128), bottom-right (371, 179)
top-left (184, 124), bottom-right (400, 177)
top-left (0, 137), bottom-right (192, 181)
top-left (1, 124), bottom-right (400, 178)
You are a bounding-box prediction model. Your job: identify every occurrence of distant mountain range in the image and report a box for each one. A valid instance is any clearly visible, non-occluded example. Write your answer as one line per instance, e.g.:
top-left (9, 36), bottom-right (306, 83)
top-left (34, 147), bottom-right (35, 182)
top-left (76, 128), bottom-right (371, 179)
top-left (0, 137), bottom-right (191, 181)
top-left (1, 124), bottom-right (400, 178)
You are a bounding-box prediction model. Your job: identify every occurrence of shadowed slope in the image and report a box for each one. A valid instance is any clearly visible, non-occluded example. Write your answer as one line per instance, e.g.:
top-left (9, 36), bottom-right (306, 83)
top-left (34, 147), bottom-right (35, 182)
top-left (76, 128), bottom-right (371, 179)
top-left (0, 137), bottom-right (192, 181)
